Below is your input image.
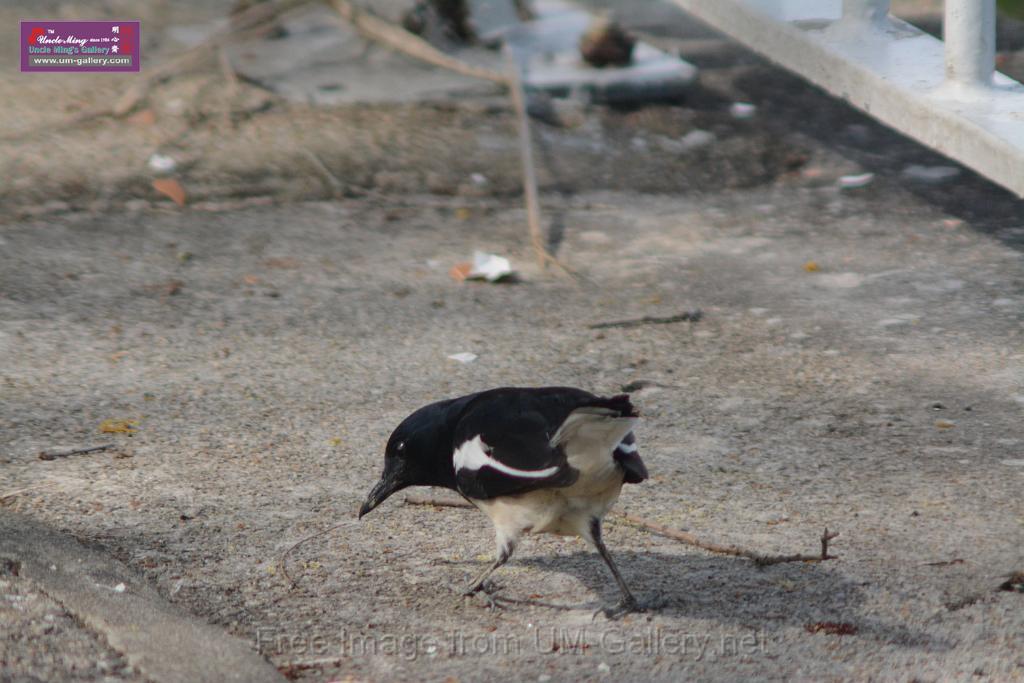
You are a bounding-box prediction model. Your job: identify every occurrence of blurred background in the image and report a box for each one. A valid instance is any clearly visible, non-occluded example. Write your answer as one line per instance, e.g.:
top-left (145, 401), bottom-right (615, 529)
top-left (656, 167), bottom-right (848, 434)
top-left (4, 0), bottom-right (1024, 217)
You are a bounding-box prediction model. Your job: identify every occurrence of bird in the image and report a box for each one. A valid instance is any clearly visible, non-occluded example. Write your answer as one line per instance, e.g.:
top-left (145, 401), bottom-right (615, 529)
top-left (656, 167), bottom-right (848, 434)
top-left (358, 386), bottom-right (648, 616)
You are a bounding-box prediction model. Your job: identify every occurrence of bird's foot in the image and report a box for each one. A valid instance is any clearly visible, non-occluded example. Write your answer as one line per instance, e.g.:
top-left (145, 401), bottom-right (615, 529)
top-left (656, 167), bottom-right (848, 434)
top-left (479, 590), bottom-right (504, 612)
top-left (594, 595), bottom-right (643, 621)
top-left (459, 580), bottom-right (504, 611)
top-left (462, 578), bottom-right (501, 597)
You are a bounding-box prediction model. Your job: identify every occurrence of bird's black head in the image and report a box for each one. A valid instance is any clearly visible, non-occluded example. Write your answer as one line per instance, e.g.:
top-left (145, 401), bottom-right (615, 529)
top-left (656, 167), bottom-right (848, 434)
top-left (358, 400), bottom-right (459, 519)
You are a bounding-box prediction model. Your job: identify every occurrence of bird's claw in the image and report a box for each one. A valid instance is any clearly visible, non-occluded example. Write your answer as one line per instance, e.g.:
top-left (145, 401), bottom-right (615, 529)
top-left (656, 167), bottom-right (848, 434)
top-left (460, 580), bottom-right (504, 611)
top-left (480, 591), bottom-right (503, 612)
top-left (594, 595), bottom-right (643, 621)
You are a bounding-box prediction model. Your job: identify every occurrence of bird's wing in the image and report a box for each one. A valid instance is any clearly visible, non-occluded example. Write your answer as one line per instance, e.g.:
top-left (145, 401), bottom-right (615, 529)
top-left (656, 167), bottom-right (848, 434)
top-left (452, 401), bottom-right (578, 500)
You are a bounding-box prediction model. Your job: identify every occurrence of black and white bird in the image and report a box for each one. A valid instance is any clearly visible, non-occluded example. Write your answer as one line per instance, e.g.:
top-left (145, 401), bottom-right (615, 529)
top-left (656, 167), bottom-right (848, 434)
top-left (358, 386), bottom-right (648, 614)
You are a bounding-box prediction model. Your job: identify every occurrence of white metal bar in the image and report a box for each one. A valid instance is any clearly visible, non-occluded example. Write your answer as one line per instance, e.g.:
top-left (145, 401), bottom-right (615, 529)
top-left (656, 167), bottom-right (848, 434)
top-left (944, 0), bottom-right (996, 88)
top-left (668, 0), bottom-right (1024, 197)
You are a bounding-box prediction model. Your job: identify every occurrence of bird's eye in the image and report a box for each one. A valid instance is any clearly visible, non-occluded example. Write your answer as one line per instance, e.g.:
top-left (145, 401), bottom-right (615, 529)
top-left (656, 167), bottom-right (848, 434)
top-left (396, 441), bottom-right (405, 451)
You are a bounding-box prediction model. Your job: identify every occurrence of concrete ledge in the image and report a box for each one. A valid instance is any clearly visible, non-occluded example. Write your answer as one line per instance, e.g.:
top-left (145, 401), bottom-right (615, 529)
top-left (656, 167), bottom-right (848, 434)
top-left (0, 512), bottom-right (285, 683)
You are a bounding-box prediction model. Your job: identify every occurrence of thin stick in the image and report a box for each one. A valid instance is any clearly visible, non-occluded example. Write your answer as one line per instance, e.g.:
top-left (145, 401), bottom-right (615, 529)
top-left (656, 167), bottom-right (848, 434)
top-left (504, 45), bottom-right (543, 268)
top-left (325, 1), bottom-right (577, 278)
top-left (130, 0), bottom-right (320, 114)
top-left (920, 558), bottom-right (968, 566)
top-left (502, 46), bottom-right (579, 277)
top-left (218, 46), bottom-right (240, 96)
top-left (301, 149), bottom-right (343, 194)
top-left (618, 514), bottom-right (837, 565)
top-left (491, 595), bottom-right (586, 611)
top-left (821, 527), bottom-right (839, 560)
top-left (277, 658), bottom-right (346, 676)
top-left (327, 0), bottom-right (506, 84)
top-left (0, 487), bottom-right (37, 502)
top-left (589, 310), bottom-right (703, 329)
top-left (278, 520), bottom-right (352, 589)
top-left (111, 0), bottom-right (314, 117)
top-left (402, 495), bottom-right (838, 565)
top-left (38, 444), bottom-right (115, 461)
top-left (326, 0), bottom-right (567, 274)
top-left (0, 0), bottom-right (319, 140)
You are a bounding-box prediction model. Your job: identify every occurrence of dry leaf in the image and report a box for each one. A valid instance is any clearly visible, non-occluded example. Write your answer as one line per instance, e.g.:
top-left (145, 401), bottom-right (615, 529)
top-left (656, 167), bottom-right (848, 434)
top-left (803, 261), bottom-right (820, 272)
top-left (454, 207), bottom-right (471, 221)
top-left (935, 420), bottom-right (955, 429)
top-left (99, 419), bottom-right (138, 434)
top-left (152, 178), bottom-right (186, 206)
top-left (243, 274), bottom-right (260, 285)
top-left (449, 262), bottom-right (472, 282)
top-left (127, 109), bottom-right (156, 125)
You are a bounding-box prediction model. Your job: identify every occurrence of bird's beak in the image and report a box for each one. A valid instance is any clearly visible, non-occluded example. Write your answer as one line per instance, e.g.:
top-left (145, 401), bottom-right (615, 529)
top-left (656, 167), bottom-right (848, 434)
top-left (358, 474), bottom-right (402, 519)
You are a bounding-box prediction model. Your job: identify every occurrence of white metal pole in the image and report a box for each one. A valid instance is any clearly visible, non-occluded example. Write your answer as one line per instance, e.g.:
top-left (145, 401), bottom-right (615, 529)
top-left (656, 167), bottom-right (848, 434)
top-left (944, 0), bottom-right (996, 88)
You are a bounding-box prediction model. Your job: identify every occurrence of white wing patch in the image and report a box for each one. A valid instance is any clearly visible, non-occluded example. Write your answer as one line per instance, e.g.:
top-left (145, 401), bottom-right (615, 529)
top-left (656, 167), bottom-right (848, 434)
top-left (616, 439), bottom-right (638, 454)
top-left (453, 435), bottom-right (559, 479)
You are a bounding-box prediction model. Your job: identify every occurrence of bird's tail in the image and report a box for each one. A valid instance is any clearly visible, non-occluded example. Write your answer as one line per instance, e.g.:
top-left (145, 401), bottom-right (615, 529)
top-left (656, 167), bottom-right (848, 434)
top-left (588, 393), bottom-right (638, 418)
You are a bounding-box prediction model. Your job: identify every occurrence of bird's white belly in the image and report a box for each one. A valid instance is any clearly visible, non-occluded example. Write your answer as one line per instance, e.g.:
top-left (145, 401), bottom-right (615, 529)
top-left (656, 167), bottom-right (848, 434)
top-left (472, 461), bottom-right (624, 541)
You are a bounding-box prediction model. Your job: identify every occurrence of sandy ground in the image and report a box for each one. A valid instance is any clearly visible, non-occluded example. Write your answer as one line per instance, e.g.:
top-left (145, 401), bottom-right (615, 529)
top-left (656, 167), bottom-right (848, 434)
top-left (2, 0), bottom-right (1024, 681)
top-left (2, 184), bottom-right (1023, 680)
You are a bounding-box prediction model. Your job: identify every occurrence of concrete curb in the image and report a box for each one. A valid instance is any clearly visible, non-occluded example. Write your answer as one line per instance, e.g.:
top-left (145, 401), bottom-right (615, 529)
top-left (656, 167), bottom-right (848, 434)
top-left (0, 512), bottom-right (285, 683)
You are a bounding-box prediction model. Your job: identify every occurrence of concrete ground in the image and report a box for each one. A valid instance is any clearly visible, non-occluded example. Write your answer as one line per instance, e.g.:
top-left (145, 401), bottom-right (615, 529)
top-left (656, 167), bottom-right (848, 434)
top-left (2, 0), bottom-right (1023, 681)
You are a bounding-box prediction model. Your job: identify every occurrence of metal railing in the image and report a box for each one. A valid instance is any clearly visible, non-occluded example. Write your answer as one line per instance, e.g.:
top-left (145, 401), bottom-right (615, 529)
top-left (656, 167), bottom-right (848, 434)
top-left (668, 0), bottom-right (1024, 196)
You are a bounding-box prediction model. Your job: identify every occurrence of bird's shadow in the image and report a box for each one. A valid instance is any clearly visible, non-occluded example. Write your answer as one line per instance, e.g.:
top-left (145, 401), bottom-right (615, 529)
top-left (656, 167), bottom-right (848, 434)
top-left (441, 549), bottom-right (950, 652)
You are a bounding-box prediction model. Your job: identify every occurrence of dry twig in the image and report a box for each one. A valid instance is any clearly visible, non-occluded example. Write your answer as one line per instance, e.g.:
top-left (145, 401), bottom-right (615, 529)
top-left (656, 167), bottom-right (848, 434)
top-left (619, 514), bottom-right (837, 565)
top-left (278, 520), bottom-right (352, 589)
top-left (403, 495), bottom-right (838, 565)
top-left (277, 658), bottom-right (346, 677)
top-left (589, 309), bottom-right (703, 329)
top-left (325, 1), bottom-right (576, 277)
top-left (326, 0), bottom-right (506, 83)
top-left (502, 46), bottom-right (579, 277)
top-left (491, 594), bottom-right (584, 611)
top-left (301, 149), bottom-right (344, 194)
top-left (0, 488), bottom-right (37, 502)
top-left (38, 444), bottom-right (115, 461)
top-left (218, 46), bottom-right (241, 96)
top-left (0, 0), bottom-right (317, 141)
top-left (112, 0), bottom-right (317, 117)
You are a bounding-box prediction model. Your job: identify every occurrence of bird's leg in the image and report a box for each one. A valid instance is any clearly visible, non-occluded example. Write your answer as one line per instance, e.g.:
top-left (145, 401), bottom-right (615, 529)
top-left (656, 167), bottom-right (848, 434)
top-left (463, 538), bottom-right (515, 596)
top-left (588, 518), bottom-right (641, 618)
